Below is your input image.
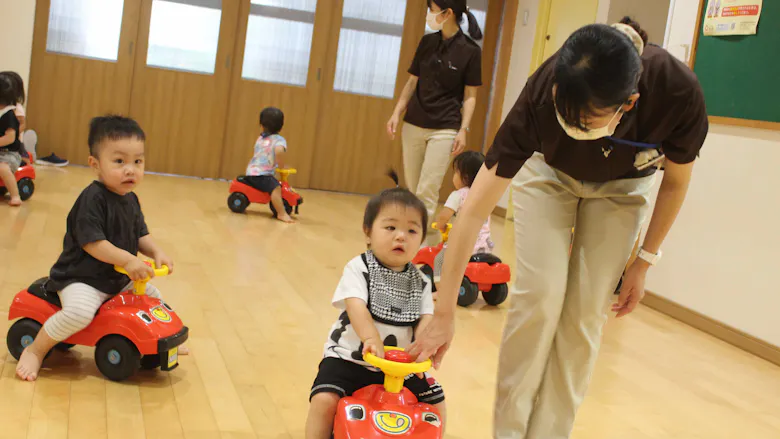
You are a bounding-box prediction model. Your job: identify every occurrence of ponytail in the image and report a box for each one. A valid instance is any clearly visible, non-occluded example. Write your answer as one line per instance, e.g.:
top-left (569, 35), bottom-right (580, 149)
top-left (465, 7), bottom-right (483, 41)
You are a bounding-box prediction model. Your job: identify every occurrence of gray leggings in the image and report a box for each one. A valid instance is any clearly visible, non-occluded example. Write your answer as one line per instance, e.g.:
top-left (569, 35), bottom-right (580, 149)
top-left (43, 282), bottom-right (162, 341)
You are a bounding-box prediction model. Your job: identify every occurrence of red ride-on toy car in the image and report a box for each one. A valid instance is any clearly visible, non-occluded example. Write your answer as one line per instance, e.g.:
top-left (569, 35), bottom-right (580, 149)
top-left (6, 262), bottom-right (188, 382)
top-left (334, 347), bottom-right (443, 438)
top-left (0, 164), bottom-right (36, 201)
top-left (413, 223), bottom-right (511, 307)
top-left (227, 168), bottom-right (303, 217)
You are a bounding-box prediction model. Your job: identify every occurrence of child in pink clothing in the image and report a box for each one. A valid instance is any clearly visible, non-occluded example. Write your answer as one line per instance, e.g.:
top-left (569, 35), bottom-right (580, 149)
top-left (435, 151), bottom-right (494, 253)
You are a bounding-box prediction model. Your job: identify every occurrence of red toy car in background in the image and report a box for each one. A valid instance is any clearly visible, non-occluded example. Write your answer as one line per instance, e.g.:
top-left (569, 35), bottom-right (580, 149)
top-left (227, 168), bottom-right (303, 217)
top-left (413, 223), bottom-right (511, 307)
top-left (6, 262), bottom-right (188, 381)
top-left (334, 347), bottom-right (442, 438)
top-left (0, 164), bottom-right (36, 201)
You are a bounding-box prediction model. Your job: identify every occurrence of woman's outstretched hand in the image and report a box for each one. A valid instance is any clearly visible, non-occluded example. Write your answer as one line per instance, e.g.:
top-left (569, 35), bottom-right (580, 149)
top-left (612, 259), bottom-right (649, 317)
top-left (407, 312), bottom-right (455, 370)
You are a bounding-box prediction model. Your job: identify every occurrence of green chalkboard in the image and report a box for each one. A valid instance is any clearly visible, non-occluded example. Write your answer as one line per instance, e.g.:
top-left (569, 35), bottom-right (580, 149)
top-left (692, 1), bottom-right (779, 124)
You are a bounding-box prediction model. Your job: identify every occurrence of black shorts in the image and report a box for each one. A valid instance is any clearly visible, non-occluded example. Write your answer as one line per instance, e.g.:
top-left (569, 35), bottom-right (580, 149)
top-left (310, 357), bottom-right (445, 405)
top-left (241, 175), bottom-right (280, 193)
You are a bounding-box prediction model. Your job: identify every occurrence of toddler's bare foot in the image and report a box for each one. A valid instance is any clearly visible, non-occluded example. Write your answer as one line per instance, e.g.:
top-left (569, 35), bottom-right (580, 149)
top-left (277, 213), bottom-right (295, 223)
top-left (8, 196), bottom-right (22, 207)
top-left (16, 348), bottom-right (44, 381)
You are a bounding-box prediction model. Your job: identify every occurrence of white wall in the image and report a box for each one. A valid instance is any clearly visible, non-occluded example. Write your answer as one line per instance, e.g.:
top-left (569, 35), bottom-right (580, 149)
top-left (641, 0), bottom-right (780, 347)
top-left (642, 126), bottom-right (780, 347)
top-left (0, 0), bottom-right (36, 99)
top-left (606, 0), bottom-right (672, 45)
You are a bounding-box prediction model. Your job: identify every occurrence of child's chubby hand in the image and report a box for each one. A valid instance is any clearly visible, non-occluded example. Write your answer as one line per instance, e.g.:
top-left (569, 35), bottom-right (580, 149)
top-left (362, 337), bottom-right (385, 360)
top-left (123, 257), bottom-right (155, 281)
top-left (153, 251), bottom-right (175, 274)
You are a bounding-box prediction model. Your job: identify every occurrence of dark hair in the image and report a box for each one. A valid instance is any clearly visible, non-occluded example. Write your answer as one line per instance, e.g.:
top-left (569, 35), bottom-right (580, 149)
top-left (363, 170), bottom-right (428, 240)
top-left (427, 0), bottom-right (483, 41)
top-left (553, 19), bottom-right (647, 132)
top-left (453, 150), bottom-right (484, 187)
top-left (88, 115), bottom-right (146, 157)
top-left (259, 107), bottom-right (284, 135)
top-left (0, 71), bottom-right (25, 105)
top-left (0, 74), bottom-right (16, 107)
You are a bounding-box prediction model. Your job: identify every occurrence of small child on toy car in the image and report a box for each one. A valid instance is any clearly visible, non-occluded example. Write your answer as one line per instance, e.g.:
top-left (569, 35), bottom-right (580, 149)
top-left (431, 151), bottom-right (494, 282)
top-left (15, 115), bottom-right (182, 381)
top-left (305, 171), bottom-right (446, 438)
top-left (0, 71), bottom-right (28, 206)
top-left (242, 106), bottom-right (294, 223)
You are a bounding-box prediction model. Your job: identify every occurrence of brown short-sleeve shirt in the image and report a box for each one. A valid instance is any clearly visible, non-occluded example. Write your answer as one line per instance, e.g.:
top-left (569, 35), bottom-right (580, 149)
top-left (404, 30), bottom-right (482, 130)
top-left (485, 44), bottom-right (709, 182)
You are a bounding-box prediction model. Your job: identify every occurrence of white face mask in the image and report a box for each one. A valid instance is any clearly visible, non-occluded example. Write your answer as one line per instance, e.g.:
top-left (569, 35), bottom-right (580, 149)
top-left (555, 106), bottom-right (623, 141)
top-left (426, 10), bottom-right (447, 31)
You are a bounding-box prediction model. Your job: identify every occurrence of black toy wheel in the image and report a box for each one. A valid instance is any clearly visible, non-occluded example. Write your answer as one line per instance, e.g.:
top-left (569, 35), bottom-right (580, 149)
top-left (18, 178), bottom-right (34, 201)
top-left (140, 355), bottom-right (161, 370)
top-left (269, 200), bottom-right (293, 218)
top-left (228, 192), bottom-right (250, 213)
top-left (457, 277), bottom-right (479, 307)
top-left (55, 343), bottom-right (75, 351)
top-left (483, 283), bottom-right (509, 306)
top-left (419, 265), bottom-right (436, 292)
top-left (0, 187), bottom-right (6, 197)
top-left (95, 335), bottom-right (141, 382)
top-left (7, 318), bottom-right (49, 361)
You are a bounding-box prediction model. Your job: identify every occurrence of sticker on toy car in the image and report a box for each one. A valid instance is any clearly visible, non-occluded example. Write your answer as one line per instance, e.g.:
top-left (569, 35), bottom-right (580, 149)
top-left (374, 411), bottom-right (412, 435)
top-left (150, 306), bottom-right (171, 323)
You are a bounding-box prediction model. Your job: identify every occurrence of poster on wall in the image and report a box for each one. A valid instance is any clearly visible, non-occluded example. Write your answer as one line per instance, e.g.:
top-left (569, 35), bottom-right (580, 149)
top-left (703, 0), bottom-right (763, 36)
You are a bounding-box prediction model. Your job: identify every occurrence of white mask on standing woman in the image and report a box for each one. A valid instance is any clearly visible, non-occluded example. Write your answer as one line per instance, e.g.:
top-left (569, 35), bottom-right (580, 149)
top-left (426, 10), bottom-right (448, 31)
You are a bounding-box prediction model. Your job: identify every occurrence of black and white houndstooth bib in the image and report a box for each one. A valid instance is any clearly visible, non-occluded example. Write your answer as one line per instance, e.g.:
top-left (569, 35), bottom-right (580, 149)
top-left (361, 251), bottom-right (425, 327)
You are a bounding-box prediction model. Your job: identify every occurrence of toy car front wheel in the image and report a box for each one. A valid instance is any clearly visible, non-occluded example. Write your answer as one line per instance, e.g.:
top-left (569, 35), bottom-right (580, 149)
top-left (457, 277), bottom-right (479, 307)
top-left (18, 178), bottom-right (34, 201)
top-left (228, 192), bottom-right (250, 213)
top-left (483, 283), bottom-right (509, 306)
top-left (269, 200), bottom-right (293, 218)
top-left (0, 187), bottom-right (6, 197)
top-left (95, 335), bottom-right (141, 381)
top-left (7, 318), bottom-right (50, 361)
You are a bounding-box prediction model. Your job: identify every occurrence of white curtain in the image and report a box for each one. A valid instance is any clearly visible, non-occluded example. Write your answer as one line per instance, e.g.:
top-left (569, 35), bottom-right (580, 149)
top-left (46, 0), bottom-right (125, 61)
top-left (333, 0), bottom-right (407, 98)
top-left (242, 1), bottom-right (318, 86)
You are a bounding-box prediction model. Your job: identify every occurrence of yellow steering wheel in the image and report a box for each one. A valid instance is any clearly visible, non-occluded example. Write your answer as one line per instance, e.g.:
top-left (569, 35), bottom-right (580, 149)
top-left (114, 261), bottom-right (169, 296)
top-left (276, 168), bottom-right (297, 183)
top-left (364, 347), bottom-right (432, 393)
top-left (431, 222), bottom-right (453, 243)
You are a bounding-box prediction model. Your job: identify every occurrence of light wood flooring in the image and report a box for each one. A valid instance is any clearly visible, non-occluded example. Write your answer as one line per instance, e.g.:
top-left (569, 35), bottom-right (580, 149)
top-left (1, 166), bottom-right (778, 438)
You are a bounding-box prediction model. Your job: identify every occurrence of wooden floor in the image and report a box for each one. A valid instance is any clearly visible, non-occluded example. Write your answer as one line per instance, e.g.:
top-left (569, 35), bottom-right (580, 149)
top-left (1, 167), bottom-right (779, 439)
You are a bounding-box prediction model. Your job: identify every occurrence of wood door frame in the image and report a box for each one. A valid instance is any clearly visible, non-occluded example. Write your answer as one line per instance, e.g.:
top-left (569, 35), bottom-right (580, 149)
top-left (26, 0), bottom-right (144, 163)
top-left (128, 0), bottom-right (241, 177)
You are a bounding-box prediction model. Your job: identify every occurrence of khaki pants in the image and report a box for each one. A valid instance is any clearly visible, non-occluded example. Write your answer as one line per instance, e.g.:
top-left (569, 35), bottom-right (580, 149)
top-left (401, 123), bottom-right (458, 228)
top-left (495, 153), bottom-right (656, 439)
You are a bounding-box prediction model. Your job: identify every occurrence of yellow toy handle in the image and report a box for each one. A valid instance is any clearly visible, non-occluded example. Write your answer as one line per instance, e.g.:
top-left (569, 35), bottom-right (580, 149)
top-left (276, 168), bottom-right (297, 183)
top-left (364, 347), bottom-right (432, 393)
top-left (431, 222), bottom-right (453, 243)
top-left (114, 261), bottom-right (169, 296)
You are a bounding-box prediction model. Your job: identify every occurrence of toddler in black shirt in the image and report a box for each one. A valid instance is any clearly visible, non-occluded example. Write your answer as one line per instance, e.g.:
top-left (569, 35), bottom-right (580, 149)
top-left (16, 115), bottom-right (183, 381)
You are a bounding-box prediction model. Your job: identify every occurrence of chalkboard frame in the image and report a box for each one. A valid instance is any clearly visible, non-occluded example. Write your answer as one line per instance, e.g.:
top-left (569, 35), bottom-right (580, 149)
top-left (689, 0), bottom-right (780, 131)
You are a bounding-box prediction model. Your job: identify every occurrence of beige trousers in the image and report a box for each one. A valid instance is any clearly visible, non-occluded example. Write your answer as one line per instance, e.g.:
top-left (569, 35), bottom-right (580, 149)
top-left (495, 153), bottom-right (656, 439)
top-left (401, 123), bottom-right (458, 227)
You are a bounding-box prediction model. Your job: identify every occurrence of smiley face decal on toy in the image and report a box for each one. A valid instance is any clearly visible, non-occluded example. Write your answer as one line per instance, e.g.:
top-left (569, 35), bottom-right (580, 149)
top-left (150, 306), bottom-right (171, 323)
top-left (374, 411), bottom-right (412, 435)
